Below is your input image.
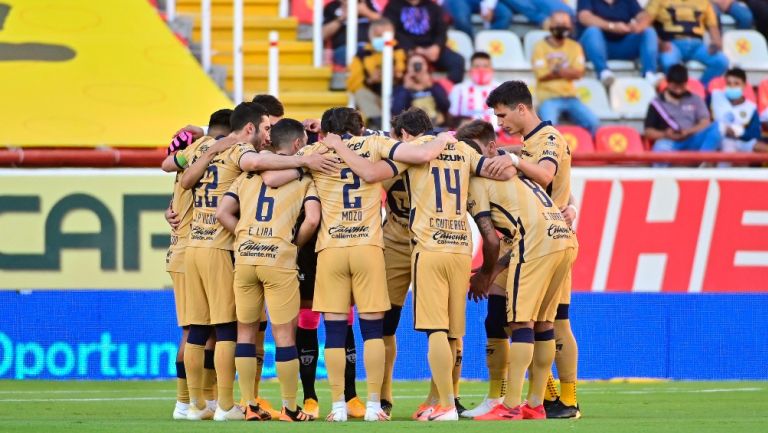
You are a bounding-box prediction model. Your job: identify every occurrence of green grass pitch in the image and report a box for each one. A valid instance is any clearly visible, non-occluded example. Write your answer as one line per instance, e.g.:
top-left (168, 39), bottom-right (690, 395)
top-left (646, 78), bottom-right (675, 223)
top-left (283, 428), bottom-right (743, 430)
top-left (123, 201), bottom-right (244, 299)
top-left (1, 380), bottom-right (766, 432)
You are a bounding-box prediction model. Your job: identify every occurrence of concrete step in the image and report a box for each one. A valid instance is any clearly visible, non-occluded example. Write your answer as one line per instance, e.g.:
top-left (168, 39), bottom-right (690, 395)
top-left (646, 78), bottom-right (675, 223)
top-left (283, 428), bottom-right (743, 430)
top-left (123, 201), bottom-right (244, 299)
top-left (177, 0), bottom-right (280, 17)
top-left (225, 65), bottom-right (333, 92)
top-left (188, 15), bottom-right (297, 41)
top-left (211, 40), bottom-right (314, 66)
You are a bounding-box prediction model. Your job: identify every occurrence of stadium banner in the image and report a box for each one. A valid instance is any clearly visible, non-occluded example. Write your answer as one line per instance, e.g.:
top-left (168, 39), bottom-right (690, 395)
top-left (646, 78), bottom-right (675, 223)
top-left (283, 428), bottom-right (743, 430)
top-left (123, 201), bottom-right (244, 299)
top-left (1, 168), bottom-right (767, 292)
top-left (2, 290), bottom-right (766, 380)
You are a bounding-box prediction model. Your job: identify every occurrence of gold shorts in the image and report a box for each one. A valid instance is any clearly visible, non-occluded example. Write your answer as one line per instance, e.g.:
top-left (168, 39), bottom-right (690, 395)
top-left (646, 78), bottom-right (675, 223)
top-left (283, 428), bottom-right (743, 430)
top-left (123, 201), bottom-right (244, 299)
top-left (558, 247), bottom-right (578, 305)
top-left (234, 264), bottom-right (300, 325)
top-left (411, 247), bottom-right (471, 339)
top-left (165, 245), bottom-right (186, 273)
top-left (384, 241), bottom-right (412, 307)
top-left (313, 245), bottom-right (390, 314)
top-left (184, 247), bottom-right (236, 325)
top-left (168, 271), bottom-right (188, 327)
top-left (504, 248), bottom-right (577, 323)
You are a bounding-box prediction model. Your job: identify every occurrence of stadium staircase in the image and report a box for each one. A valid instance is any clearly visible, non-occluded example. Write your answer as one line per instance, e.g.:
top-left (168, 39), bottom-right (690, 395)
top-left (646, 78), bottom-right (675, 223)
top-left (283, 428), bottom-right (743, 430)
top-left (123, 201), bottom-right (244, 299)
top-left (176, 0), bottom-right (348, 119)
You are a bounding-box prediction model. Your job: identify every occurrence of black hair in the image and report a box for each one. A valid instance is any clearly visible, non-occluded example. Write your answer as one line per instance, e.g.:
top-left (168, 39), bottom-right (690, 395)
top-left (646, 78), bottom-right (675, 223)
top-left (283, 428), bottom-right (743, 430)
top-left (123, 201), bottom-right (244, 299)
top-left (229, 102), bottom-right (269, 132)
top-left (462, 138), bottom-right (483, 154)
top-left (725, 67), bottom-right (747, 83)
top-left (252, 94), bottom-right (285, 117)
top-left (470, 51), bottom-right (492, 63)
top-left (456, 120), bottom-right (496, 146)
top-left (667, 64), bottom-right (689, 85)
top-left (320, 107), bottom-right (365, 135)
top-left (208, 108), bottom-right (233, 131)
top-left (395, 107), bottom-right (433, 137)
top-left (270, 118), bottom-right (306, 150)
top-left (486, 80), bottom-right (533, 109)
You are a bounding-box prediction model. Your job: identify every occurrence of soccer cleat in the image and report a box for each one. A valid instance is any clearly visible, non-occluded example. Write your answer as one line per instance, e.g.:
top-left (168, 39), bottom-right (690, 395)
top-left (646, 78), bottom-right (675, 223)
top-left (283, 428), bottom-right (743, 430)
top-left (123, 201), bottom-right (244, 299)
top-left (426, 405), bottom-right (459, 421)
top-left (245, 403), bottom-right (272, 421)
top-left (326, 401), bottom-right (348, 422)
top-left (461, 396), bottom-right (503, 418)
top-left (206, 400), bottom-right (218, 413)
top-left (381, 399), bottom-right (393, 416)
top-left (474, 403), bottom-right (524, 420)
top-left (173, 401), bottom-right (189, 420)
top-left (280, 406), bottom-right (315, 422)
top-left (346, 396), bottom-right (366, 418)
top-left (455, 398), bottom-right (467, 416)
top-left (521, 402), bottom-right (546, 420)
top-left (213, 404), bottom-right (245, 421)
top-left (256, 397), bottom-right (281, 419)
top-left (186, 402), bottom-right (214, 421)
top-left (412, 403), bottom-right (434, 420)
top-left (544, 398), bottom-right (581, 419)
top-left (364, 401), bottom-right (391, 421)
top-left (303, 398), bottom-right (320, 419)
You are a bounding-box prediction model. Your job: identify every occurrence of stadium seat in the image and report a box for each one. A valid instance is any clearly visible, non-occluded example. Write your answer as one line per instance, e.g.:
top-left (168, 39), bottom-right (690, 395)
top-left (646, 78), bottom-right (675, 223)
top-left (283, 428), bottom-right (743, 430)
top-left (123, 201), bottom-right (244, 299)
top-left (723, 30), bottom-right (768, 71)
top-left (658, 78), bottom-right (707, 99)
top-left (475, 30), bottom-right (528, 70)
top-left (707, 76), bottom-right (757, 102)
top-left (447, 29), bottom-right (474, 67)
top-left (557, 125), bottom-right (595, 154)
top-left (595, 126), bottom-right (644, 153)
top-left (523, 30), bottom-right (549, 61)
top-left (574, 78), bottom-right (621, 120)
top-left (758, 79), bottom-right (768, 114)
top-left (609, 77), bottom-right (656, 119)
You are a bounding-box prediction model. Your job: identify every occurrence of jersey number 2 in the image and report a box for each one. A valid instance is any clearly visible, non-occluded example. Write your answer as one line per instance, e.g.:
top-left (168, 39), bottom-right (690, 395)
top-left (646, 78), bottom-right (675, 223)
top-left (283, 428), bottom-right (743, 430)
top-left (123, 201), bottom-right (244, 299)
top-left (341, 168), bottom-right (362, 209)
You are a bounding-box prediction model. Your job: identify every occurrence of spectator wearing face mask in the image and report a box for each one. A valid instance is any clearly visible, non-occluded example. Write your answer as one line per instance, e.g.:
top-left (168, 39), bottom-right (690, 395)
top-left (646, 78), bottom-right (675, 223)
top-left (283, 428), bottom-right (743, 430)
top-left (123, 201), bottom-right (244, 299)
top-left (711, 67), bottom-right (768, 156)
top-left (448, 52), bottom-right (499, 127)
top-left (531, 11), bottom-right (600, 135)
top-left (347, 18), bottom-right (408, 128)
top-left (646, 64), bottom-right (721, 160)
top-left (392, 53), bottom-right (450, 125)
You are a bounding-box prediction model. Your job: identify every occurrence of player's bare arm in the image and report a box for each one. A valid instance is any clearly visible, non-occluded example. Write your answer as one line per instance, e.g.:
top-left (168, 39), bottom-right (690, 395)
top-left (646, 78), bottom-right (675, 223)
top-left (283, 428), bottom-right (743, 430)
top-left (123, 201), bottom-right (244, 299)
top-left (516, 158), bottom-right (556, 189)
top-left (391, 132), bottom-right (456, 164)
top-left (240, 151), bottom-right (340, 175)
top-left (215, 194), bottom-right (240, 234)
top-left (161, 153), bottom-right (183, 172)
top-left (469, 215), bottom-right (500, 302)
top-left (294, 198), bottom-right (321, 248)
top-left (165, 202), bottom-right (180, 230)
top-left (561, 193), bottom-right (578, 228)
top-left (479, 155), bottom-right (518, 180)
top-left (322, 133), bottom-right (398, 183)
top-left (179, 136), bottom-right (238, 189)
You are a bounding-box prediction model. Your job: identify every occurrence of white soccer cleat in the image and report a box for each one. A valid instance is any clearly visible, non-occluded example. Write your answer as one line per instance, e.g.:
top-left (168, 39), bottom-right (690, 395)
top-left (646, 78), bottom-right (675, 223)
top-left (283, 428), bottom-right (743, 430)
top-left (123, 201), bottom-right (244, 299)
top-left (206, 400), bottom-right (218, 412)
top-left (364, 401), bottom-right (391, 421)
top-left (427, 406), bottom-right (459, 421)
top-left (186, 402), bottom-right (214, 421)
top-left (325, 401), bottom-right (348, 422)
top-left (461, 396), bottom-right (503, 418)
top-left (173, 401), bottom-right (190, 420)
top-left (213, 404), bottom-right (245, 421)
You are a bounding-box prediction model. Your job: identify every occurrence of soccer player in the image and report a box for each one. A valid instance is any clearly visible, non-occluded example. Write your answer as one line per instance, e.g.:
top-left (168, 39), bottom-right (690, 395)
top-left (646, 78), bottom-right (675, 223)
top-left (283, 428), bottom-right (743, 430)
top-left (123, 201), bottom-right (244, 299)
top-left (485, 80), bottom-right (581, 418)
top-left (164, 108), bottom-right (232, 420)
top-left (463, 135), bottom-right (578, 421)
top-left (161, 102), bottom-right (339, 421)
top-left (323, 107), bottom-right (517, 421)
top-left (216, 118), bottom-right (320, 422)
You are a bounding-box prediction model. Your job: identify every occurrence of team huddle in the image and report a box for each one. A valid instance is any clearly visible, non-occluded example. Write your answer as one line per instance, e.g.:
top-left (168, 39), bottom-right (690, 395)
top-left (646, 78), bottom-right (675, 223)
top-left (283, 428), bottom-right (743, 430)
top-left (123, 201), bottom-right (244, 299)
top-left (162, 80), bottom-right (582, 422)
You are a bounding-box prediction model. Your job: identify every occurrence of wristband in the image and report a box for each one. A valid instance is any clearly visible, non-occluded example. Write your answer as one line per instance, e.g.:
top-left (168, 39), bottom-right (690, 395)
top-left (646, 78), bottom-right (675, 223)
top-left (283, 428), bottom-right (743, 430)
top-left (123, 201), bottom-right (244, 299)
top-left (507, 152), bottom-right (520, 167)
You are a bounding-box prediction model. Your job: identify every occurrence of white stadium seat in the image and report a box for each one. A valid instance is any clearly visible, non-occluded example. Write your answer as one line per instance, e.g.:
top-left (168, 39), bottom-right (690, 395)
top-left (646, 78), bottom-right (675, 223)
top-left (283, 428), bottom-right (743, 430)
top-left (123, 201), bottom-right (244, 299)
top-left (609, 77), bottom-right (656, 119)
top-left (475, 30), bottom-right (528, 70)
top-left (524, 30), bottom-right (549, 61)
top-left (574, 78), bottom-right (621, 120)
top-left (723, 30), bottom-right (768, 71)
top-left (447, 29), bottom-right (474, 67)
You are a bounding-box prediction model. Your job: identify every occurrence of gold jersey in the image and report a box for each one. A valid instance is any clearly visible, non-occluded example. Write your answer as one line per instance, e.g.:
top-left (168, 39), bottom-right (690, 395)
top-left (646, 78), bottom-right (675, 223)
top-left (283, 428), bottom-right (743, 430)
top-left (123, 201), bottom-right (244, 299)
top-left (226, 172), bottom-right (318, 268)
top-left (646, 0), bottom-right (717, 40)
top-left (382, 175), bottom-right (411, 246)
top-left (468, 176), bottom-right (575, 264)
top-left (520, 121), bottom-right (572, 210)
top-left (187, 141), bottom-right (256, 250)
top-left (399, 138), bottom-right (486, 256)
top-left (531, 38), bottom-right (585, 101)
top-left (168, 137), bottom-right (210, 250)
top-left (296, 135), bottom-right (406, 251)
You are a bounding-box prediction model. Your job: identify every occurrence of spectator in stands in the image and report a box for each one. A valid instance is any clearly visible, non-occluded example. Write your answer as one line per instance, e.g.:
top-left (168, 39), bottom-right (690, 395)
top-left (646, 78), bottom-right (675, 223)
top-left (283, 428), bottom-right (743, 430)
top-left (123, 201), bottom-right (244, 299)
top-left (347, 18), bottom-right (408, 129)
top-left (448, 51), bottom-right (499, 127)
top-left (444, 0), bottom-right (513, 39)
top-left (392, 53), bottom-right (450, 125)
top-left (497, 0), bottom-right (574, 26)
top-left (712, 0), bottom-right (754, 29)
top-left (745, 0), bottom-right (768, 42)
top-left (646, 0), bottom-right (728, 85)
top-left (384, 0), bottom-right (466, 83)
top-left (323, 0), bottom-right (382, 66)
top-left (577, 0), bottom-right (663, 87)
top-left (711, 67), bottom-right (768, 154)
top-left (532, 11), bottom-right (600, 135)
top-left (646, 64), bottom-right (722, 160)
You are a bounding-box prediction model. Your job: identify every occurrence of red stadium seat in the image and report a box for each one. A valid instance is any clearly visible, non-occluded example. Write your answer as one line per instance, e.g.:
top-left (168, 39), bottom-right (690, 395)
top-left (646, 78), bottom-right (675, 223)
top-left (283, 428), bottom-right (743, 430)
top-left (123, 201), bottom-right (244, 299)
top-left (758, 79), bottom-right (768, 114)
top-left (658, 78), bottom-right (706, 99)
top-left (557, 125), bottom-right (595, 154)
top-left (708, 76), bottom-right (757, 102)
top-left (595, 126), bottom-right (644, 153)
